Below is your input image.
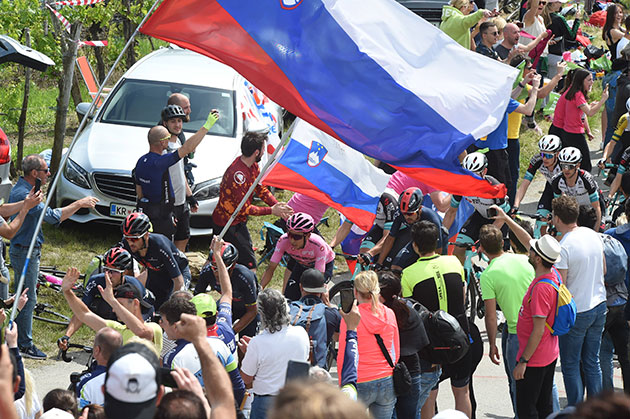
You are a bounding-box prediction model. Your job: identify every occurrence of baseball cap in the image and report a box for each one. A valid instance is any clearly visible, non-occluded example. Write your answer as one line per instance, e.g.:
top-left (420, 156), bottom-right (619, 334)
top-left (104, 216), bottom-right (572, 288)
top-left (529, 234), bottom-right (562, 264)
top-left (191, 293), bottom-right (217, 317)
top-left (104, 342), bottom-right (161, 419)
top-left (301, 268), bottom-right (327, 294)
top-left (40, 408), bottom-right (74, 419)
top-left (114, 283), bottom-right (152, 310)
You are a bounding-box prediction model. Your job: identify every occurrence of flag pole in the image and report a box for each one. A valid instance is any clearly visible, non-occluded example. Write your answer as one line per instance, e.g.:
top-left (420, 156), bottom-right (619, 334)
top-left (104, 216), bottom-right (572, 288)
top-left (217, 119), bottom-right (297, 240)
top-left (10, 0), bottom-right (164, 322)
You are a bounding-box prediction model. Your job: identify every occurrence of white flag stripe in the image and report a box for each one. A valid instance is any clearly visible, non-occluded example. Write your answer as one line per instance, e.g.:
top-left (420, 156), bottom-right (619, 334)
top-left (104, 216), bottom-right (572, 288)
top-left (54, 0), bottom-right (104, 6)
top-left (46, 4), bottom-right (71, 33)
top-left (79, 40), bottom-right (108, 47)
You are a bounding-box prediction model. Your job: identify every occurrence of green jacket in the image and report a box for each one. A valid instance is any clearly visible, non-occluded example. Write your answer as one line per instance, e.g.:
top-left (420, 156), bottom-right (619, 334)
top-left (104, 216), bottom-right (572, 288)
top-left (440, 6), bottom-right (485, 49)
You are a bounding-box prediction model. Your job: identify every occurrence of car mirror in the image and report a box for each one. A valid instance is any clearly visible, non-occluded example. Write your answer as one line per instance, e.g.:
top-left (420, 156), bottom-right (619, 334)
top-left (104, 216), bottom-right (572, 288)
top-left (76, 103), bottom-right (94, 120)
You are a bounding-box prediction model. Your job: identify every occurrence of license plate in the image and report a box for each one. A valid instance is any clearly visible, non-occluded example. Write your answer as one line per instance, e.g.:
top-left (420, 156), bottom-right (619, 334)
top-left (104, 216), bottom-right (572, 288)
top-left (109, 203), bottom-right (136, 218)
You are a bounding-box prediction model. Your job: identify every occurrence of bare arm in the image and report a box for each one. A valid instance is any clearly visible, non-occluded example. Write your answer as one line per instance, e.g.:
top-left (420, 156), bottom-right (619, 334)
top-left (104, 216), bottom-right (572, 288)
top-left (60, 197), bottom-right (98, 222)
top-left (513, 316), bottom-right (547, 380)
top-left (579, 87), bottom-right (609, 117)
top-left (330, 221), bottom-right (352, 249)
top-left (443, 206), bottom-right (457, 230)
top-left (212, 237), bottom-right (232, 306)
top-left (513, 178), bottom-right (532, 209)
top-left (0, 345), bottom-right (18, 419)
top-left (172, 275), bottom-right (185, 293)
top-left (484, 299), bottom-right (501, 365)
top-left (429, 191), bottom-right (451, 213)
top-left (260, 262), bottom-right (278, 289)
top-left (232, 305), bottom-right (256, 334)
top-left (62, 268), bottom-right (108, 332)
top-left (592, 200), bottom-right (601, 230)
top-left (0, 191), bottom-right (42, 239)
top-left (515, 76), bottom-right (541, 115)
top-left (538, 64), bottom-right (566, 98)
top-left (491, 205), bottom-right (533, 249)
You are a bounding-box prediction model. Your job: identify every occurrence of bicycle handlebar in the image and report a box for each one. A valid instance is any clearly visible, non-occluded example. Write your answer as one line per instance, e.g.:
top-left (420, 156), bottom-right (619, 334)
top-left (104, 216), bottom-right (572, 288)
top-left (516, 212), bottom-right (550, 221)
top-left (58, 343), bottom-right (93, 363)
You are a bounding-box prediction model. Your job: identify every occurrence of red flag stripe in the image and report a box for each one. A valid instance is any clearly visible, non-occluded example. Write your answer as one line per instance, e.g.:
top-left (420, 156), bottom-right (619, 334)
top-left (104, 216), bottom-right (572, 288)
top-left (46, 4), bottom-right (70, 33)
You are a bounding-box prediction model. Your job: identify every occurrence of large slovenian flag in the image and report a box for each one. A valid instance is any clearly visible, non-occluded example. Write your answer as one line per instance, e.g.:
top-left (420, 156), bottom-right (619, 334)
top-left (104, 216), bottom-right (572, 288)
top-left (141, 0), bottom-right (517, 198)
top-left (263, 119), bottom-right (390, 231)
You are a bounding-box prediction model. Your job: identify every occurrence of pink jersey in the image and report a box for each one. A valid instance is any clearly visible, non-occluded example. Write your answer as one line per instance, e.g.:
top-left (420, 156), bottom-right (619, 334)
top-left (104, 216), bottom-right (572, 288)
top-left (287, 193), bottom-right (329, 225)
top-left (271, 233), bottom-right (335, 270)
top-left (386, 171), bottom-right (437, 195)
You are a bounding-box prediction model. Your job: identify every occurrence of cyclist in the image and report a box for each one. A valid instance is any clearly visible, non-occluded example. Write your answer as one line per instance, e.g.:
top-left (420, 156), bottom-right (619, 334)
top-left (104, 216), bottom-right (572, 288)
top-left (601, 98), bottom-right (630, 170)
top-left (444, 152), bottom-right (510, 265)
top-left (120, 212), bottom-right (191, 309)
top-left (260, 212), bottom-right (335, 301)
top-left (356, 190), bottom-right (398, 266)
top-left (57, 246), bottom-right (154, 351)
top-left (512, 135), bottom-right (563, 236)
top-left (550, 147), bottom-right (602, 230)
top-left (194, 239), bottom-right (260, 337)
top-left (369, 187), bottom-right (445, 269)
top-left (604, 144), bottom-right (630, 199)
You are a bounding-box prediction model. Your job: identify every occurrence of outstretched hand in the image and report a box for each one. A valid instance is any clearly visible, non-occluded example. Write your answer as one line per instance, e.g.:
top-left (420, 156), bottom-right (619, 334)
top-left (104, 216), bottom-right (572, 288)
top-left (97, 271), bottom-right (116, 304)
top-left (62, 267), bottom-right (81, 293)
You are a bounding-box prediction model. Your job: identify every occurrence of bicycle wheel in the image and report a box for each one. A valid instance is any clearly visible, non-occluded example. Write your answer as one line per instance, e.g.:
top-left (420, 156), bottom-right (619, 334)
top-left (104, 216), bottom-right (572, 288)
top-left (328, 280), bottom-right (353, 309)
top-left (33, 303), bottom-right (70, 326)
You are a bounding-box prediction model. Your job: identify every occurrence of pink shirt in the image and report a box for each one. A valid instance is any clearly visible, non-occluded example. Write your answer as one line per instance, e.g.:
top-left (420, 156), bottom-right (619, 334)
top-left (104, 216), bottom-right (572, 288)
top-left (270, 233), bottom-right (335, 270)
top-left (386, 171), bottom-right (437, 195)
top-left (563, 91), bottom-right (587, 134)
top-left (552, 92), bottom-right (567, 129)
top-left (516, 271), bottom-right (560, 367)
top-left (287, 193), bottom-right (328, 225)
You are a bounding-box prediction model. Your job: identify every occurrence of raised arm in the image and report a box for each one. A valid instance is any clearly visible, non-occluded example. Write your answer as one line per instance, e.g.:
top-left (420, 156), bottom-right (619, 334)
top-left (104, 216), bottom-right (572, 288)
top-left (0, 191), bottom-right (42, 239)
top-left (178, 110), bottom-right (220, 158)
top-left (212, 237), bottom-right (232, 306)
top-left (490, 204), bottom-right (533, 250)
top-left (62, 268), bottom-right (108, 332)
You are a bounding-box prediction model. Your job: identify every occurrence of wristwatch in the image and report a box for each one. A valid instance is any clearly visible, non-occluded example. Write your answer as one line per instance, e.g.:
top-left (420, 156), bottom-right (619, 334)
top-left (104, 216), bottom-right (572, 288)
top-left (518, 356), bottom-right (529, 364)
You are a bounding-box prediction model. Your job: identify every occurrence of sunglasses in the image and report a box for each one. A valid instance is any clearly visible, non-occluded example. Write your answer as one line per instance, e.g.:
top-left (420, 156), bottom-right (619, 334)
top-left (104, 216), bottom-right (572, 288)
top-left (560, 163), bottom-right (577, 170)
top-left (104, 267), bottom-right (124, 274)
top-left (402, 211), bottom-right (418, 217)
top-left (124, 233), bottom-right (146, 242)
top-left (540, 152), bottom-right (555, 159)
top-left (288, 232), bottom-right (305, 241)
top-left (539, 1), bottom-right (547, 5)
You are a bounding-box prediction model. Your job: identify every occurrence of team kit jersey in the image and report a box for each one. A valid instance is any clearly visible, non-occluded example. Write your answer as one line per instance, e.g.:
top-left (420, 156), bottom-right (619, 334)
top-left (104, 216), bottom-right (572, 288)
top-left (207, 301), bottom-right (238, 356)
top-left (82, 274), bottom-right (151, 320)
top-left (197, 264), bottom-right (258, 309)
top-left (616, 146), bottom-right (630, 176)
top-left (451, 175), bottom-right (510, 219)
top-left (524, 154), bottom-right (562, 184)
top-left (134, 150), bottom-right (180, 203)
top-left (76, 365), bottom-right (107, 408)
top-left (551, 170), bottom-right (599, 207)
top-left (374, 192), bottom-right (398, 231)
top-left (271, 233), bottom-right (335, 270)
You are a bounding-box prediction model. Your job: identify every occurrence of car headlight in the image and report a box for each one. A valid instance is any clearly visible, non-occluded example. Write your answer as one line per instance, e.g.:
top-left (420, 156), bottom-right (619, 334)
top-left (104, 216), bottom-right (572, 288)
top-left (193, 177), bottom-right (221, 201)
top-left (64, 159), bottom-right (91, 189)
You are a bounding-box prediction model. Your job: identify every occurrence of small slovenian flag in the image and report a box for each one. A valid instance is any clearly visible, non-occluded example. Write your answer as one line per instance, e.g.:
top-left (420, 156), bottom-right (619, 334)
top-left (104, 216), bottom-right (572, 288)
top-left (262, 119), bottom-right (390, 231)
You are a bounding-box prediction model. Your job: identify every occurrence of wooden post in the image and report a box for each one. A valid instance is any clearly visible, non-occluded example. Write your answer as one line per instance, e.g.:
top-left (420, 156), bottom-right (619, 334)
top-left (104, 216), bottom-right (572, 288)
top-left (51, 22), bottom-right (82, 175)
top-left (17, 28), bottom-right (31, 168)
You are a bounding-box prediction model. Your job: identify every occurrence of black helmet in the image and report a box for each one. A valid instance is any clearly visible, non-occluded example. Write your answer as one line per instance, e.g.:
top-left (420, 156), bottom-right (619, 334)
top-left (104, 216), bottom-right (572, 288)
top-left (161, 104), bottom-right (187, 122)
top-left (103, 247), bottom-right (132, 271)
top-left (209, 242), bottom-right (239, 270)
top-left (121, 212), bottom-right (151, 238)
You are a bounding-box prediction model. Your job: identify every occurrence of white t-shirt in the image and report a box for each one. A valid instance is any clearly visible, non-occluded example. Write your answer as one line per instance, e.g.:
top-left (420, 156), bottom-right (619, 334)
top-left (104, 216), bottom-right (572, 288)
top-left (241, 325), bottom-right (309, 396)
top-left (617, 37), bottom-right (630, 59)
top-left (556, 227), bottom-right (606, 312)
top-left (165, 138), bottom-right (186, 206)
top-left (15, 390), bottom-right (41, 419)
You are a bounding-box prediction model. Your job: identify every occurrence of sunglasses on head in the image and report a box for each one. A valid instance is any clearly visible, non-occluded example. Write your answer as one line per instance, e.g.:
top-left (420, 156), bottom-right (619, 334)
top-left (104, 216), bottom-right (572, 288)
top-left (541, 152), bottom-right (555, 159)
top-left (560, 163), bottom-right (577, 170)
top-left (288, 232), bottom-right (305, 241)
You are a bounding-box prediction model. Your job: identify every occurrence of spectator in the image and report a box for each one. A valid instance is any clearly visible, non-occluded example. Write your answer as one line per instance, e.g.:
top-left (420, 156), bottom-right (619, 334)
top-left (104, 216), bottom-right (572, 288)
top-left (1, 318), bottom-right (25, 401)
top-left (337, 271), bottom-right (399, 419)
top-left (154, 390), bottom-right (208, 419)
top-left (544, 0), bottom-right (581, 79)
top-left (440, 0), bottom-right (494, 49)
top-left (165, 92), bottom-right (196, 188)
top-left (82, 404), bottom-right (105, 419)
top-left (58, 246), bottom-right (152, 351)
top-left (478, 223), bottom-right (534, 416)
top-left (521, 0), bottom-right (547, 72)
top-left (0, 344), bottom-right (18, 419)
top-left (134, 109), bottom-right (218, 240)
top-left (514, 234), bottom-right (562, 419)
top-left (240, 288), bottom-right (310, 419)
top-left (269, 381), bottom-right (370, 419)
top-left (103, 342), bottom-right (164, 419)
top-left (10, 154), bottom-right (97, 360)
top-left (42, 389), bottom-right (77, 417)
top-left (14, 369), bottom-right (41, 419)
top-left (605, 199), bottom-right (630, 284)
top-left (194, 238), bottom-right (260, 337)
top-left (158, 104), bottom-right (198, 252)
top-left (62, 267), bottom-right (163, 353)
top-left (476, 22), bottom-right (500, 60)
top-left (76, 327), bottom-right (123, 408)
top-left (121, 212), bottom-right (191, 309)
top-left (212, 131), bottom-right (293, 272)
top-left (552, 195), bottom-right (607, 406)
top-left (379, 270), bottom-right (429, 419)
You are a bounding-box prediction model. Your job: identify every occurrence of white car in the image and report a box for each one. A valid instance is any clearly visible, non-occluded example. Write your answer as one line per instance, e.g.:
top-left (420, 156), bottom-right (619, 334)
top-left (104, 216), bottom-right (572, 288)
top-left (56, 46), bottom-right (282, 235)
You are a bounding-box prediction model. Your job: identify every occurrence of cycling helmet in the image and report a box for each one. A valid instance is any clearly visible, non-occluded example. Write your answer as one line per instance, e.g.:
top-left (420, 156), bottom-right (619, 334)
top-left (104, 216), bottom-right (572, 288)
top-left (398, 187), bottom-right (423, 214)
top-left (191, 293), bottom-right (217, 318)
top-left (103, 247), bottom-right (132, 271)
top-left (538, 135), bottom-right (562, 153)
top-left (121, 212), bottom-right (151, 238)
top-left (558, 147), bottom-right (582, 164)
top-left (462, 152), bottom-right (488, 173)
top-left (626, 97), bottom-right (630, 112)
top-left (209, 242), bottom-right (239, 270)
top-left (161, 104), bottom-right (187, 122)
top-left (286, 212), bottom-right (315, 233)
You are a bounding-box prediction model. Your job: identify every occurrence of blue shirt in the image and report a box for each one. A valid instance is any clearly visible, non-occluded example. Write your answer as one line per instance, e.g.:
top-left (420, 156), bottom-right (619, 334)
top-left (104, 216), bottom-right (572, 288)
top-left (605, 224), bottom-right (630, 287)
top-left (134, 151), bottom-right (181, 203)
top-left (475, 98), bottom-right (520, 150)
top-left (9, 177), bottom-right (62, 247)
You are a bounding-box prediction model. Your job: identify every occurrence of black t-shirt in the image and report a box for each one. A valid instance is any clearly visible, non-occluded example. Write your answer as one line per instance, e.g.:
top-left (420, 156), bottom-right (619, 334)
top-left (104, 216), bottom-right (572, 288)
top-left (397, 298), bottom-right (430, 375)
top-left (495, 44), bottom-right (511, 60)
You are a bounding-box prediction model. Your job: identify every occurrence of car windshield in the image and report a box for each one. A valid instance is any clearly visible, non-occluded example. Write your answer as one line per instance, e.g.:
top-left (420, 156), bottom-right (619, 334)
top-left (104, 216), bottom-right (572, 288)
top-left (99, 79), bottom-right (236, 137)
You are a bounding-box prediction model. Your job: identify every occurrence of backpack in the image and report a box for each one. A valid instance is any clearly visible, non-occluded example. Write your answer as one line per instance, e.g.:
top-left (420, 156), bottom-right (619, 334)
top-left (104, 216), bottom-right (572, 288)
top-left (599, 233), bottom-right (628, 287)
top-left (528, 270), bottom-right (577, 336)
top-left (289, 299), bottom-right (328, 368)
top-left (408, 299), bottom-right (470, 365)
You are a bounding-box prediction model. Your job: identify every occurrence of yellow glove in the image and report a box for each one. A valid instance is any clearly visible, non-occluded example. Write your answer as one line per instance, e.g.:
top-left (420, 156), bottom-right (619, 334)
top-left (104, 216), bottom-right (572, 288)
top-left (203, 110), bottom-right (219, 130)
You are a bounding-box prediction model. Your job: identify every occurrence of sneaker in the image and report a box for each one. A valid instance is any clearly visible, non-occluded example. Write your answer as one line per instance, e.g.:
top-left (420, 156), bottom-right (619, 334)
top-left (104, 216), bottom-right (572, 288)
top-left (19, 345), bottom-right (47, 360)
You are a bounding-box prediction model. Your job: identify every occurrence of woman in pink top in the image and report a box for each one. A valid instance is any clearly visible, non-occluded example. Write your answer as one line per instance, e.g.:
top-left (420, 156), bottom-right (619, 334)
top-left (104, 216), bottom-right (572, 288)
top-left (338, 271), bottom-right (400, 419)
top-left (561, 68), bottom-right (609, 172)
top-left (259, 212), bottom-right (335, 301)
top-left (548, 68), bottom-right (577, 141)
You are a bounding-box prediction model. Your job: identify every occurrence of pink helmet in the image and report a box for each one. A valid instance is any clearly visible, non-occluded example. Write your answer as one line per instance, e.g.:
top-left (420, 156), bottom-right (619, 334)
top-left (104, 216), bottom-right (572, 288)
top-left (286, 212), bottom-right (315, 233)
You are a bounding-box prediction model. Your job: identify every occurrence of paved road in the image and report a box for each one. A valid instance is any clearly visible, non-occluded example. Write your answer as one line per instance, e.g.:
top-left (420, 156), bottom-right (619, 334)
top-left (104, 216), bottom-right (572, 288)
top-left (27, 139), bottom-right (624, 417)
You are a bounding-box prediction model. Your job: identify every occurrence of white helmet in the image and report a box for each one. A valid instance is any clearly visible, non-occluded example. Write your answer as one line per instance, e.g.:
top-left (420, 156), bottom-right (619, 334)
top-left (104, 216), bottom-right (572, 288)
top-left (626, 97), bottom-right (630, 112)
top-left (538, 135), bottom-right (562, 153)
top-left (462, 152), bottom-right (488, 173)
top-left (558, 147), bottom-right (582, 164)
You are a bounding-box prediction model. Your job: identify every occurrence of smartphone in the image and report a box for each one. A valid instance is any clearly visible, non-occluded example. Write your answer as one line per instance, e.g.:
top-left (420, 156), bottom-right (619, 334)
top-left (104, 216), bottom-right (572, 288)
top-left (34, 177), bottom-right (42, 193)
top-left (285, 360), bottom-right (310, 382)
top-left (487, 207), bottom-right (498, 218)
top-left (158, 367), bottom-right (178, 388)
top-left (340, 287), bottom-right (355, 314)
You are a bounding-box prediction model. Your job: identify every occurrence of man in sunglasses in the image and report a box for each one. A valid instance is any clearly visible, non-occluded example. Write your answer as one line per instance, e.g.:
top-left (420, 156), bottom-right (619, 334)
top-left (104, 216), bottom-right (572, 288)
top-left (550, 147), bottom-right (602, 230)
top-left (512, 135), bottom-right (563, 236)
top-left (57, 246), bottom-right (155, 352)
top-left (476, 22), bottom-right (501, 60)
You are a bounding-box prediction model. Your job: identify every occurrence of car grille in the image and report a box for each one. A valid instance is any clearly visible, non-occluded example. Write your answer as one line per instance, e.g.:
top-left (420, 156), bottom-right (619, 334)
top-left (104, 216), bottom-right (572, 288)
top-left (93, 173), bottom-right (136, 202)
